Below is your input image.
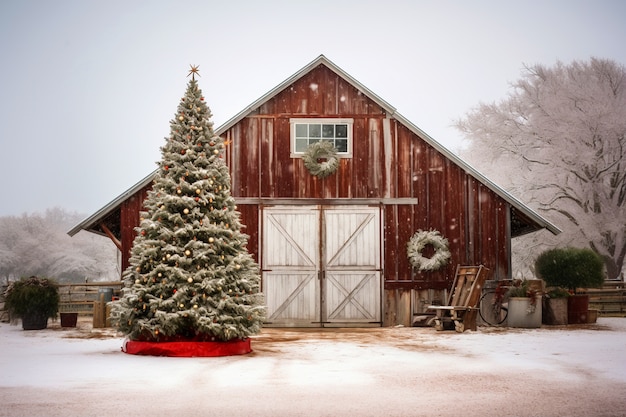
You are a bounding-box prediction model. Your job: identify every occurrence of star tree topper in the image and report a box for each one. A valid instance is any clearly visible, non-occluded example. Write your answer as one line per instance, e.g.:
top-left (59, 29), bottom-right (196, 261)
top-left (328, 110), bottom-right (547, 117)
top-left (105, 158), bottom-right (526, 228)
top-left (188, 64), bottom-right (200, 81)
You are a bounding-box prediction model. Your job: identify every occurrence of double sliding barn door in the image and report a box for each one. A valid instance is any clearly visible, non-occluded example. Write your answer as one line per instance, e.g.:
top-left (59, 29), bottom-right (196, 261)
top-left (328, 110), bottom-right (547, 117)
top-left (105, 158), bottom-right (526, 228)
top-left (262, 206), bottom-right (381, 327)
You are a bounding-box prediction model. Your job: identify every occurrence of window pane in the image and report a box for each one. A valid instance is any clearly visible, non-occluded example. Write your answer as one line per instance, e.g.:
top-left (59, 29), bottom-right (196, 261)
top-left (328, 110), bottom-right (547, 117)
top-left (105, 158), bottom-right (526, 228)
top-left (295, 124), bottom-right (307, 138)
top-left (335, 139), bottom-right (348, 153)
top-left (308, 138), bottom-right (320, 145)
top-left (296, 138), bottom-right (308, 152)
top-left (309, 124), bottom-right (321, 138)
top-left (336, 124), bottom-right (348, 138)
top-left (322, 124), bottom-right (334, 138)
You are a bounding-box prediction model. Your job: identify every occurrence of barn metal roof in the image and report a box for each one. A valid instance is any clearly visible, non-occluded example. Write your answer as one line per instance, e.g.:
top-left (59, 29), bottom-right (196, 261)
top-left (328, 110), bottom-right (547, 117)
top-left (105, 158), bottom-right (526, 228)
top-left (69, 54), bottom-right (560, 237)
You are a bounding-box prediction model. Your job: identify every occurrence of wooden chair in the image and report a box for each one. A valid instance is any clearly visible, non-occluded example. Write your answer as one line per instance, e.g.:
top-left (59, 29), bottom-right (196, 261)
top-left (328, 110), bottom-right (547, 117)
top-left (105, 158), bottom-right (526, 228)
top-left (428, 265), bottom-right (487, 332)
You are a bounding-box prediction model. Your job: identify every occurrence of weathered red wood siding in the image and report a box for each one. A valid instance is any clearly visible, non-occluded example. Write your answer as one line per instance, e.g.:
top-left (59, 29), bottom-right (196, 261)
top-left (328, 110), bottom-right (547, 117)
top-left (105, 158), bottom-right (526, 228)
top-left (120, 185), bottom-right (150, 273)
top-left (221, 64), bottom-right (510, 291)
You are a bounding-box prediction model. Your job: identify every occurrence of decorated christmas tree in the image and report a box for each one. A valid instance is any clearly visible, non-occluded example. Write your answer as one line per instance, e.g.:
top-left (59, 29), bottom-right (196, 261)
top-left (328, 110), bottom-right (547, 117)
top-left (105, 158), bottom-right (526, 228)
top-left (112, 66), bottom-right (265, 348)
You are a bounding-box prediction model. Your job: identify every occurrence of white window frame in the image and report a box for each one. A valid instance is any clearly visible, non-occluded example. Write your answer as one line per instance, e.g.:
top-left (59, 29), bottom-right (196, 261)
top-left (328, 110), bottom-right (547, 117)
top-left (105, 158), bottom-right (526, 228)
top-left (290, 118), bottom-right (354, 158)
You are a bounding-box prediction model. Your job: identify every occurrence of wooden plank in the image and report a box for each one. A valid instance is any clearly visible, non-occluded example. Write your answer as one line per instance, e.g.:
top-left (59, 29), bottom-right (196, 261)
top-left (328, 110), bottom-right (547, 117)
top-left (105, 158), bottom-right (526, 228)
top-left (59, 302), bottom-right (94, 313)
top-left (382, 289), bottom-right (411, 327)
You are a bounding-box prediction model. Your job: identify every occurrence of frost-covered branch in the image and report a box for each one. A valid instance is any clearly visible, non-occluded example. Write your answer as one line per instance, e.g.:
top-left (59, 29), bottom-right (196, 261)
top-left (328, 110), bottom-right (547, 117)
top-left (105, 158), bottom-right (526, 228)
top-left (457, 58), bottom-right (626, 278)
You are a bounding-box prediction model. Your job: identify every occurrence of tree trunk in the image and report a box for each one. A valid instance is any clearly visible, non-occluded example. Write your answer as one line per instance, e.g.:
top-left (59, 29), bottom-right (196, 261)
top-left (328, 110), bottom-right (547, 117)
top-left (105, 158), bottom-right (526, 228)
top-left (602, 254), bottom-right (624, 281)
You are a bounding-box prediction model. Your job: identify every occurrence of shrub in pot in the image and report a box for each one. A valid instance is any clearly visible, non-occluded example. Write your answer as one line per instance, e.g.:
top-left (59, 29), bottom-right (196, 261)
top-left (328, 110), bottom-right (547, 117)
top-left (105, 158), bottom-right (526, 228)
top-left (535, 247), bottom-right (604, 324)
top-left (506, 280), bottom-right (542, 328)
top-left (3, 276), bottom-right (59, 330)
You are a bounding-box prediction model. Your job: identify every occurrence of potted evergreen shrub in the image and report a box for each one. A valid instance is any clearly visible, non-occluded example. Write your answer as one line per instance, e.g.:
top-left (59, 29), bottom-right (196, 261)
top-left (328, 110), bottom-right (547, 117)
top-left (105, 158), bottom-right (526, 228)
top-left (506, 279), bottom-right (542, 328)
top-left (535, 247), bottom-right (604, 324)
top-left (3, 276), bottom-right (59, 330)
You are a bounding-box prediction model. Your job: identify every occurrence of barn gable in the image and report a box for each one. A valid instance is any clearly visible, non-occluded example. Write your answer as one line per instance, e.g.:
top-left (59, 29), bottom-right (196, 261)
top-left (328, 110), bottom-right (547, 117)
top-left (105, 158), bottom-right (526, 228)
top-left (69, 55), bottom-right (560, 326)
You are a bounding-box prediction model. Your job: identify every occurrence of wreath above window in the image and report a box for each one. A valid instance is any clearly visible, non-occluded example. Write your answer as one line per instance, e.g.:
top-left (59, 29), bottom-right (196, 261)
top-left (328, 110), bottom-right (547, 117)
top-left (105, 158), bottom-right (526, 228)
top-left (302, 141), bottom-right (339, 178)
top-left (407, 229), bottom-right (451, 272)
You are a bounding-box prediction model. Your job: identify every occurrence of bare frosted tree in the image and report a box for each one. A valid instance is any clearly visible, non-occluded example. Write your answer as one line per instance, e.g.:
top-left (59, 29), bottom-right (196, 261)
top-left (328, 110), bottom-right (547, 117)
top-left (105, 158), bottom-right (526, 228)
top-left (0, 209), bottom-right (118, 282)
top-left (457, 58), bottom-right (626, 279)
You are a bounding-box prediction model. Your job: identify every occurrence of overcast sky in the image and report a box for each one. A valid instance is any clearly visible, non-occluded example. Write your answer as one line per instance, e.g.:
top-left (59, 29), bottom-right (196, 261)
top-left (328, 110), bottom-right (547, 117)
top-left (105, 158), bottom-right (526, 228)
top-left (1, 0), bottom-right (625, 218)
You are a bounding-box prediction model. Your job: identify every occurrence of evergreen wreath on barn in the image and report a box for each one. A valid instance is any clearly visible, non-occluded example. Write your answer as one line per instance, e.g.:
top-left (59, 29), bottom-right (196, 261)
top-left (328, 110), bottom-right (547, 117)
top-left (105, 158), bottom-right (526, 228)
top-left (407, 229), bottom-right (451, 272)
top-left (302, 141), bottom-right (339, 178)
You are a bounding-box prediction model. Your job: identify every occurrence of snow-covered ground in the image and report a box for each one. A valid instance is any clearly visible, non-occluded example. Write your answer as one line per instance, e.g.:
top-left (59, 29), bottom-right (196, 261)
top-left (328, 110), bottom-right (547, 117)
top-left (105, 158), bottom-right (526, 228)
top-left (1, 318), bottom-right (625, 417)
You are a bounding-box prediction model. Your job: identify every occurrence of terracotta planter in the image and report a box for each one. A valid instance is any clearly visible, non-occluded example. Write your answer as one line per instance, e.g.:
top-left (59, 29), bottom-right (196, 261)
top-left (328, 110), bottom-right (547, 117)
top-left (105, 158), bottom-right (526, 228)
top-left (60, 312), bottom-right (78, 327)
top-left (568, 294), bottom-right (590, 324)
top-left (507, 296), bottom-right (542, 328)
top-left (543, 297), bottom-right (568, 325)
top-left (21, 312), bottom-right (49, 330)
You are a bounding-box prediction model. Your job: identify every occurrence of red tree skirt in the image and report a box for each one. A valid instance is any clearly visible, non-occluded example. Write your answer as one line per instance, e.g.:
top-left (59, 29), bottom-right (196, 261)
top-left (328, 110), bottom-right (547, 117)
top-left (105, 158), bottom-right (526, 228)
top-left (122, 338), bottom-right (252, 357)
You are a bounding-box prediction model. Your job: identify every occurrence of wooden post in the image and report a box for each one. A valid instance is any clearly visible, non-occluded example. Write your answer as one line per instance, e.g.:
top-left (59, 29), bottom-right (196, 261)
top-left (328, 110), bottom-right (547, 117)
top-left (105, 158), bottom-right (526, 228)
top-left (92, 293), bottom-right (106, 328)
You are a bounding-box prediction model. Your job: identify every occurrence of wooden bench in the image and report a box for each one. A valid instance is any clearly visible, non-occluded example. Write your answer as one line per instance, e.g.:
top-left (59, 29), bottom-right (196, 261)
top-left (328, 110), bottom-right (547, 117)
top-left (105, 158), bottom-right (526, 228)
top-left (428, 265), bottom-right (487, 332)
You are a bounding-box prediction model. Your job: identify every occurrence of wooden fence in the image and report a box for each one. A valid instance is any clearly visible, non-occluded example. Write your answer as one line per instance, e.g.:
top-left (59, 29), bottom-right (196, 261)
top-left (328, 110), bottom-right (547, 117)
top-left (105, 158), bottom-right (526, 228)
top-left (57, 281), bottom-right (123, 313)
top-left (58, 281), bottom-right (124, 328)
top-left (586, 281), bottom-right (626, 316)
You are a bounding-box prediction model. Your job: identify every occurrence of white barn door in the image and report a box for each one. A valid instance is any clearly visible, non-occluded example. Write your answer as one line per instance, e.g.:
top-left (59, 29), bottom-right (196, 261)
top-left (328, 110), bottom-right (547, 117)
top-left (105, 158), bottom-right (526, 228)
top-left (262, 207), bottom-right (320, 326)
top-left (323, 207), bottom-right (381, 325)
top-left (262, 206), bottom-right (381, 327)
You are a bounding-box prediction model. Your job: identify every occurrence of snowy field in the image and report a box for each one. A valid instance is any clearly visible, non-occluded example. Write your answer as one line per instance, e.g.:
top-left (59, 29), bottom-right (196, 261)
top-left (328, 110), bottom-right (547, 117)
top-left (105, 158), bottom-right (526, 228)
top-left (1, 318), bottom-right (625, 417)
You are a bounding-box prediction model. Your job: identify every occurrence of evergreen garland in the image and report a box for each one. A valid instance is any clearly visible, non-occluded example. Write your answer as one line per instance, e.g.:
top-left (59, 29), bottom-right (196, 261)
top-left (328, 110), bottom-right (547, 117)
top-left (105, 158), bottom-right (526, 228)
top-left (407, 229), bottom-right (451, 272)
top-left (302, 141), bottom-right (339, 178)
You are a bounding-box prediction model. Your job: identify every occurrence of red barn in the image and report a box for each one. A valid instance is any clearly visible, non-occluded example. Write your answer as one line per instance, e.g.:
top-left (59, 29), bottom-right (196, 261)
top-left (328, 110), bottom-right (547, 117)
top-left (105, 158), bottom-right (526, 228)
top-left (69, 55), bottom-right (559, 327)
